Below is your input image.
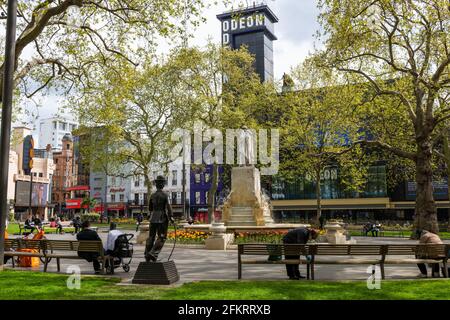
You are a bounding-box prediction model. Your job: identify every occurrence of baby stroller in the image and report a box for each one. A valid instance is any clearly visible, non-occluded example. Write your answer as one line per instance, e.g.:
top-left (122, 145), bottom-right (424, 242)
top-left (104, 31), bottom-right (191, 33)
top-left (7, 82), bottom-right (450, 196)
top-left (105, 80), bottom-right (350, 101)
top-left (106, 233), bottom-right (134, 274)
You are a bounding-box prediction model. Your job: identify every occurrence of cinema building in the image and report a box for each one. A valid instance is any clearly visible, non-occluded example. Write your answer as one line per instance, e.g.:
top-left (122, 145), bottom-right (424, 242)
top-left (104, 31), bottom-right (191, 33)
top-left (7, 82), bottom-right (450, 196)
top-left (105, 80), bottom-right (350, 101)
top-left (9, 127), bottom-right (55, 221)
top-left (217, 3), bottom-right (450, 224)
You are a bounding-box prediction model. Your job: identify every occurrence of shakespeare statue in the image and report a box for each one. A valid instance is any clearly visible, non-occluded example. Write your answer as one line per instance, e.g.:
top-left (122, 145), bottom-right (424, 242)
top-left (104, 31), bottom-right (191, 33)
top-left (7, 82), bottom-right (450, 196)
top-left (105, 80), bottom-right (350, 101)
top-left (238, 127), bottom-right (256, 166)
top-left (145, 175), bottom-right (174, 262)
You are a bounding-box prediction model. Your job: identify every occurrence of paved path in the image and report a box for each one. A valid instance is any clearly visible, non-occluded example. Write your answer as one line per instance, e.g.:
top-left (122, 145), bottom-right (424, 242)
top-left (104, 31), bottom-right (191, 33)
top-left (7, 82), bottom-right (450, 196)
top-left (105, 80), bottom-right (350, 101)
top-left (7, 232), bottom-right (449, 284)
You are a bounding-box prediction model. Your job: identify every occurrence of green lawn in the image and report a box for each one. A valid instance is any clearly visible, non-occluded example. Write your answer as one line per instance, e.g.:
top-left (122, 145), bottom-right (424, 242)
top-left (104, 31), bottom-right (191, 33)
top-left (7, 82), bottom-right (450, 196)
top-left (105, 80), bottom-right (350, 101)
top-left (0, 270), bottom-right (449, 300)
top-left (349, 230), bottom-right (450, 239)
top-left (6, 223), bottom-right (20, 235)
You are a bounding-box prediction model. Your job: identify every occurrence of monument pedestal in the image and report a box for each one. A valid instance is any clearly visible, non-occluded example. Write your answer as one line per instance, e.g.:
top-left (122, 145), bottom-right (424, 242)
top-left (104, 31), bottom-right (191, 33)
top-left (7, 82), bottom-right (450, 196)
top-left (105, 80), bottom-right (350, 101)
top-left (324, 220), bottom-right (356, 244)
top-left (136, 221), bottom-right (150, 244)
top-left (222, 166), bottom-right (274, 226)
top-left (205, 222), bottom-right (234, 250)
top-left (132, 260), bottom-right (179, 285)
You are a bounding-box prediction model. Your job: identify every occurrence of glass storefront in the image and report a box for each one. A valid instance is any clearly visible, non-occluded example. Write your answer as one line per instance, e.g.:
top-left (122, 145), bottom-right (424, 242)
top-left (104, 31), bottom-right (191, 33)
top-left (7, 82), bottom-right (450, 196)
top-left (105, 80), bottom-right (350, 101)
top-left (271, 165), bottom-right (387, 200)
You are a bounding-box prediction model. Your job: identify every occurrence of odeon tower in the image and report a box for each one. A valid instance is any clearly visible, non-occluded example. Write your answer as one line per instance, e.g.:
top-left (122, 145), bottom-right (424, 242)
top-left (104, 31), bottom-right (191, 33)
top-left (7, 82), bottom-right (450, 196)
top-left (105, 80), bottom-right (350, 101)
top-left (217, 3), bottom-right (279, 82)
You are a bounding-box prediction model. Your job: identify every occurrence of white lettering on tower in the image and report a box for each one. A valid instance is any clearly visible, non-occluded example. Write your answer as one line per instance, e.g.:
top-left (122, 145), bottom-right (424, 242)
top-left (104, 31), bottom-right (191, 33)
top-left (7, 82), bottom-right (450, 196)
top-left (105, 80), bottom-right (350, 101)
top-left (222, 20), bottom-right (229, 32)
top-left (256, 14), bottom-right (265, 26)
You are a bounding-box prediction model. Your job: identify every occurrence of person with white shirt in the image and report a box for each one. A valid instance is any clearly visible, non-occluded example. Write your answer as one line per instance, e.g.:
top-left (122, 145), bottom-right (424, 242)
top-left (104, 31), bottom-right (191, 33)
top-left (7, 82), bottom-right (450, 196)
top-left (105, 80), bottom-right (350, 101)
top-left (104, 222), bottom-right (123, 255)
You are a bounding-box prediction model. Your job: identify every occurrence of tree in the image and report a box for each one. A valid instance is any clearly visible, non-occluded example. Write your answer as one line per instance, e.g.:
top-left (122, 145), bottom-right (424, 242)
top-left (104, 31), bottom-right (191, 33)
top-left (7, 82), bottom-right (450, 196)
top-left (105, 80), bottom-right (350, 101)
top-left (81, 196), bottom-right (96, 214)
top-left (75, 53), bottom-right (195, 202)
top-left (433, 130), bottom-right (450, 231)
top-left (443, 135), bottom-right (450, 231)
top-left (273, 59), bottom-right (371, 225)
top-left (75, 44), bottom-right (265, 225)
top-left (0, 0), bottom-right (205, 107)
top-left (175, 43), bottom-right (268, 223)
top-left (317, 0), bottom-right (450, 233)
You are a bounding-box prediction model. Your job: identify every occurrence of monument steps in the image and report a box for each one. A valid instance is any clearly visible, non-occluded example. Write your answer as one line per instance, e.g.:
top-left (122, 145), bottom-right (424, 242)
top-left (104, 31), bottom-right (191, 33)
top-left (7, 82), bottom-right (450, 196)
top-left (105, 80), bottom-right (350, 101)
top-left (229, 216), bottom-right (256, 222)
top-left (229, 207), bottom-right (255, 224)
top-left (226, 221), bottom-right (258, 226)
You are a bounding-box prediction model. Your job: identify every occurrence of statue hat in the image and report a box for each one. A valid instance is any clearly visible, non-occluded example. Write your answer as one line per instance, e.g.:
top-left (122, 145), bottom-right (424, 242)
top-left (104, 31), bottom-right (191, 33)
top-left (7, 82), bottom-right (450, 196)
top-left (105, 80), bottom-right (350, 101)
top-left (154, 175), bottom-right (166, 183)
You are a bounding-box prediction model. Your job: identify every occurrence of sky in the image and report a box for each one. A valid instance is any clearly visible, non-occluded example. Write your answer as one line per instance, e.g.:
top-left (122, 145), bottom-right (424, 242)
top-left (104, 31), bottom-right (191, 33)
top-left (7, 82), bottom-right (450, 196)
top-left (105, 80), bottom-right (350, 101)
top-left (17, 0), bottom-right (321, 130)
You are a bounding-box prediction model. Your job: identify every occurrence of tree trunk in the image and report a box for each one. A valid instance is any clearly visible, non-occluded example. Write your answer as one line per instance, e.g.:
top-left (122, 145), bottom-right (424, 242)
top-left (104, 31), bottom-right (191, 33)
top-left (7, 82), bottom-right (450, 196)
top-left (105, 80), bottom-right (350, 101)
top-left (443, 135), bottom-right (450, 231)
top-left (144, 174), bottom-right (153, 218)
top-left (315, 169), bottom-right (322, 227)
top-left (414, 139), bottom-right (439, 233)
top-left (207, 163), bottom-right (219, 224)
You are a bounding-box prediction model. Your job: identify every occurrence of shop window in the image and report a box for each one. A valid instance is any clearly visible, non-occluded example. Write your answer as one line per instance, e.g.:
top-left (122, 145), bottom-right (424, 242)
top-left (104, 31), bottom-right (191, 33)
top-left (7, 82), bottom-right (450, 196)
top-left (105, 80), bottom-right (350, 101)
top-left (195, 192), bottom-right (201, 204)
top-left (172, 170), bottom-right (177, 186)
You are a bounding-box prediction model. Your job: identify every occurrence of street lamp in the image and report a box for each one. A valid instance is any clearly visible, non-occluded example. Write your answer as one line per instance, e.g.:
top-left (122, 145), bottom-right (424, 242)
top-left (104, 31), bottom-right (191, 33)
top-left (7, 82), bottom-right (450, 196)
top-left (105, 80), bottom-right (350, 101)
top-left (0, 0), bottom-right (17, 270)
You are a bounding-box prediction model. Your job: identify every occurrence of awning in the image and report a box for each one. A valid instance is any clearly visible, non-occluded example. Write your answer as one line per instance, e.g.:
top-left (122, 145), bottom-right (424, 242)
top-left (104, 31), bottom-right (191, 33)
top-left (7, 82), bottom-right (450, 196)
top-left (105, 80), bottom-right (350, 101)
top-left (66, 198), bottom-right (89, 209)
top-left (107, 205), bottom-right (126, 211)
top-left (65, 185), bottom-right (90, 192)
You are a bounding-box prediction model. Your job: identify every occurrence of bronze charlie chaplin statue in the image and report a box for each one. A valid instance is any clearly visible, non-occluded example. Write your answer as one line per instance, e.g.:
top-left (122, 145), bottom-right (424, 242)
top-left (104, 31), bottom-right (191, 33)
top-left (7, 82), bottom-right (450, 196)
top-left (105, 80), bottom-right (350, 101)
top-left (145, 175), bottom-right (174, 262)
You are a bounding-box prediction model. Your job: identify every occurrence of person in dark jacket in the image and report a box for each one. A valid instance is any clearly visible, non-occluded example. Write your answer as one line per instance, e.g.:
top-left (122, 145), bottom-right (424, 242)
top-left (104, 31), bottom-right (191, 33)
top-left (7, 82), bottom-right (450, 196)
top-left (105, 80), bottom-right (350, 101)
top-left (282, 227), bottom-right (319, 280)
top-left (135, 212), bottom-right (144, 232)
top-left (145, 176), bottom-right (174, 262)
top-left (72, 216), bottom-right (82, 234)
top-left (76, 221), bottom-right (103, 273)
top-left (319, 216), bottom-right (325, 230)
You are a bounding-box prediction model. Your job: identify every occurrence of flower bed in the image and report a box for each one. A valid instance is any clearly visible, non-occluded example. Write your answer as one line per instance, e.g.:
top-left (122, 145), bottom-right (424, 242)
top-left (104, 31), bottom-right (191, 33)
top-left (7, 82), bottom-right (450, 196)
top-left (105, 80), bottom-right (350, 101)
top-left (233, 231), bottom-right (287, 244)
top-left (166, 230), bottom-right (210, 244)
top-left (110, 218), bottom-right (136, 224)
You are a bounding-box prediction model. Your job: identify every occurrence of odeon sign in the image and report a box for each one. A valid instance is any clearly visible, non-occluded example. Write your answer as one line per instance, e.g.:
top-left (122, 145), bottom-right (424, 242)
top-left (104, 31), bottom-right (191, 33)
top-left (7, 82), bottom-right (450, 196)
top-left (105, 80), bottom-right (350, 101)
top-left (221, 13), bottom-right (265, 45)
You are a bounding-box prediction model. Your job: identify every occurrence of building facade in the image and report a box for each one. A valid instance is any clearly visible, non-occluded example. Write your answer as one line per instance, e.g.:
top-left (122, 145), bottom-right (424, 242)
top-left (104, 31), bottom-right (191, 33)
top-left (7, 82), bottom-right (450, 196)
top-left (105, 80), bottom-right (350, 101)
top-left (11, 127), bottom-right (55, 221)
top-left (88, 159), bottom-right (189, 218)
top-left (189, 165), bottom-right (225, 222)
top-left (37, 114), bottom-right (79, 150)
top-left (217, 4), bottom-right (278, 82)
top-left (52, 134), bottom-right (78, 209)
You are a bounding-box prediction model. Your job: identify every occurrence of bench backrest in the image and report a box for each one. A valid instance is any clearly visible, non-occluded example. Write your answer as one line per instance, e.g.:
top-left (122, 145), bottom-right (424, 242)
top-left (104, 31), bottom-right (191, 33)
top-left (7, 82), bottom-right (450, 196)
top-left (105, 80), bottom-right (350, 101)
top-left (239, 243), bottom-right (308, 256)
top-left (47, 240), bottom-right (103, 255)
top-left (15, 239), bottom-right (46, 251)
top-left (386, 244), bottom-right (448, 258)
top-left (309, 244), bottom-right (385, 255)
top-left (4, 239), bottom-right (17, 251)
top-left (239, 243), bottom-right (449, 258)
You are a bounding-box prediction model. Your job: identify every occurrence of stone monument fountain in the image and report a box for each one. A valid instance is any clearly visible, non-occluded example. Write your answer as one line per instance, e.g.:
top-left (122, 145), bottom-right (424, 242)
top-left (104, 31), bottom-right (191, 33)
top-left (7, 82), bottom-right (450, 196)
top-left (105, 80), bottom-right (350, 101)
top-left (221, 166), bottom-right (274, 226)
top-left (322, 219), bottom-right (356, 244)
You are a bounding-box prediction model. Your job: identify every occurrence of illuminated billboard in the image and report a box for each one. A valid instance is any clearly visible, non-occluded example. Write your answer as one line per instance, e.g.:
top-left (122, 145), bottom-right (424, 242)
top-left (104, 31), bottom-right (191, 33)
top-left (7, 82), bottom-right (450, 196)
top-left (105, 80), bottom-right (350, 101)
top-left (15, 181), bottom-right (48, 207)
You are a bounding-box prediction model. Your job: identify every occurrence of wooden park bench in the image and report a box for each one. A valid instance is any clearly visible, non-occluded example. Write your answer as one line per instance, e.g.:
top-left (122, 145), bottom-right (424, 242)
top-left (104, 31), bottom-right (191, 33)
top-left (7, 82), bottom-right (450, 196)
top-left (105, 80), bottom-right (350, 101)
top-left (3, 238), bottom-right (47, 267)
top-left (237, 243), bottom-right (309, 279)
top-left (383, 244), bottom-right (449, 278)
top-left (237, 243), bottom-right (450, 280)
top-left (308, 244), bottom-right (385, 280)
top-left (42, 222), bottom-right (75, 234)
top-left (43, 240), bottom-right (112, 273)
top-left (17, 222), bottom-right (39, 235)
top-left (4, 239), bottom-right (113, 274)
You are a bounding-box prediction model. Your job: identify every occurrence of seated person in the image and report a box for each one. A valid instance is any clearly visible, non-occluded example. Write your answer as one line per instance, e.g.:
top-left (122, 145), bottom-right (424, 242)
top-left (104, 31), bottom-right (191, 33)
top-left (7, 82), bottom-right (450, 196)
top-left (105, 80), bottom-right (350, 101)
top-left (362, 223), bottom-right (372, 236)
top-left (72, 216), bottom-right (82, 234)
top-left (33, 216), bottom-right (43, 229)
top-left (370, 223), bottom-right (379, 237)
top-left (24, 215), bottom-right (36, 234)
top-left (76, 221), bottom-right (103, 274)
top-left (413, 229), bottom-right (444, 278)
top-left (55, 217), bottom-right (63, 234)
top-left (49, 218), bottom-right (57, 228)
top-left (104, 222), bottom-right (123, 255)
